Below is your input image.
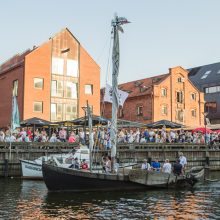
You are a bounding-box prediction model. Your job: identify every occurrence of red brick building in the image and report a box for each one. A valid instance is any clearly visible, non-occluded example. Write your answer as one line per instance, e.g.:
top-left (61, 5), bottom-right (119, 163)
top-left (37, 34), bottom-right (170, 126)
top-left (0, 28), bottom-right (100, 128)
top-left (102, 66), bottom-right (205, 127)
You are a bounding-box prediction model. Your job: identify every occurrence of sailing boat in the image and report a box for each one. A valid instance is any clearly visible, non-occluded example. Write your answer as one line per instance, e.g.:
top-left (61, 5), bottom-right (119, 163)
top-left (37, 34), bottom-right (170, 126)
top-left (42, 15), bottom-right (146, 191)
top-left (42, 15), bottom-right (203, 191)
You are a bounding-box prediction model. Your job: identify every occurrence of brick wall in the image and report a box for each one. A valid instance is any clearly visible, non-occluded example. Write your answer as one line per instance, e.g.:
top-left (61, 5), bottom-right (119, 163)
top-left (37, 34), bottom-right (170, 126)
top-left (0, 65), bottom-right (24, 128)
top-left (24, 41), bottom-right (52, 121)
top-left (79, 46), bottom-right (100, 117)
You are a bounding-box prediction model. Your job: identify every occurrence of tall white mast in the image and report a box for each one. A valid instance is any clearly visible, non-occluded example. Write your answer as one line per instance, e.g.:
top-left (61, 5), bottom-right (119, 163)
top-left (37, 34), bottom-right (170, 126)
top-left (110, 14), bottom-right (130, 169)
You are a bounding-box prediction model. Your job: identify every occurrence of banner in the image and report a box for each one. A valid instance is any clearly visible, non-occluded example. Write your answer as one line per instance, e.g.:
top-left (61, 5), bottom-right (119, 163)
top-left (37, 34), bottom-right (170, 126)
top-left (103, 84), bottom-right (129, 106)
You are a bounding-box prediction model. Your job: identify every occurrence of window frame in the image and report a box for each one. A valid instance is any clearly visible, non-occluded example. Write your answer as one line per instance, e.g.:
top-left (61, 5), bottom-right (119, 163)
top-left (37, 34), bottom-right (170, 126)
top-left (161, 105), bottom-right (168, 115)
top-left (161, 88), bottom-right (167, 97)
top-left (176, 91), bottom-right (184, 103)
top-left (137, 106), bottom-right (143, 116)
top-left (34, 78), bottom-right (44, 89)
top-left (191, 109), bottom-right (196, 117)
top-left (191, 93), bottom-right (196, 101)
top-left (33, 101), bottom-right (43, 113)
top-left (85, 84), bottom-right (93, 95)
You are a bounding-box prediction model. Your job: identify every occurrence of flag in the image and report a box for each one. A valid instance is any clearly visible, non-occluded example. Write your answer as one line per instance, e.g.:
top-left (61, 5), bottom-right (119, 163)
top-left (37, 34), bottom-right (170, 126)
top-left (103, 84), bottom-right (129, 107)
top-left (11, 96), bottom-right (20, 130)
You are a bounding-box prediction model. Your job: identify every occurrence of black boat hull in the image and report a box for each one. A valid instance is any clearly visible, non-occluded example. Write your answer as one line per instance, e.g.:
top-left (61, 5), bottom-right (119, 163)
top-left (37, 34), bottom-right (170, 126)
top-left (42, 163), bottom-right (147, 192)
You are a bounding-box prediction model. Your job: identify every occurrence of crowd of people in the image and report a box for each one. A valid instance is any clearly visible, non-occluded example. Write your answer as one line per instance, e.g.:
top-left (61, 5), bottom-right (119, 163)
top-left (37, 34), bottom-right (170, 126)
top-left (0, 126), bottom-right (220, 149)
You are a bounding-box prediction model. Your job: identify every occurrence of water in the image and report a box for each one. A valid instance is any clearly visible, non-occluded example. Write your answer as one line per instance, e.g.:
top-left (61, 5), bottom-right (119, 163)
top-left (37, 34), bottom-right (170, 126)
top-left (0, 173), bottom-right (220, 220)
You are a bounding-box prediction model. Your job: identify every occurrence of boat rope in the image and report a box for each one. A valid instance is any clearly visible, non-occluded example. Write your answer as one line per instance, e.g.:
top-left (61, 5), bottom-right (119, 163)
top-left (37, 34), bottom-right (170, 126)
top-left (101, 32), bottom-right (113, 118)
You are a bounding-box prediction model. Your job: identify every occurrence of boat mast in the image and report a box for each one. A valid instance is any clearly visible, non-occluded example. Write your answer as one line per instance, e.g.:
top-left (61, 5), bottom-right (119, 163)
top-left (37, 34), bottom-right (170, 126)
top-left (110, 14), bottom-right (129, 170)
top-left (87, 100), bottom-right (93, 172)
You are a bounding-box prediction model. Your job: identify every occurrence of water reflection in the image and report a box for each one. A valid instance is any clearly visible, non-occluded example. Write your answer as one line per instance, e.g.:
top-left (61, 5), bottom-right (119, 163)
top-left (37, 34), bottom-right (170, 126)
top-left (0, 174), bottom-right (220, 219)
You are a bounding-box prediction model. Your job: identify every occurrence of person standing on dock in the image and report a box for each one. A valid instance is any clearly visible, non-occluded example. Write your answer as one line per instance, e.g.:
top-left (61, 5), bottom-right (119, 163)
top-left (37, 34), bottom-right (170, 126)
top-left (173, 159), bottom-right (183, 175)
top-left (162, 159), bottom-right (171, 174)
top-left (179, 152), bottom-right (187, 171)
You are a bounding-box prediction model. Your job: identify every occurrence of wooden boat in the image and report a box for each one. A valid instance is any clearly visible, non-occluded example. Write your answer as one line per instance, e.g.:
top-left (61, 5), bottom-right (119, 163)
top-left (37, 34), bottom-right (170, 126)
top-left (42, 162), bottom-right (146, 191)
top-left (129, 167), bottom-right (204, 188)
top-left (42, 161), bottom-right (204, 191)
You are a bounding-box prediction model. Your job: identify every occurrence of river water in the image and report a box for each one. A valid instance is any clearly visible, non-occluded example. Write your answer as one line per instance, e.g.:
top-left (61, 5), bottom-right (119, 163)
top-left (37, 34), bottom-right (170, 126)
top-left (0, 172), bottom-right (220, 220)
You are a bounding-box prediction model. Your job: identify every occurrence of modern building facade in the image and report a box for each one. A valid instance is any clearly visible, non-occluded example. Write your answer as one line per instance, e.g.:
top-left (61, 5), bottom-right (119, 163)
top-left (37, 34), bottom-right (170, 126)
top-left (0, 28), bottom-right (100, 128)
top-left (188, 62), bottom-right (220, 124)
top-left (102, 66), bottom-right (204, 127)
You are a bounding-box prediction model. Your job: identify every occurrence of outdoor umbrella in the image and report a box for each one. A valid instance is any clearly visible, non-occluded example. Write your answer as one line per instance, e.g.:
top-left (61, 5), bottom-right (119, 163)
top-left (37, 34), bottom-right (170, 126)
top-left (146, 120), bottom-right (183, 129)
top-left (20, 117), bottom-right (52, 141)
top-left (192, 127), bottom-right (213, 134)
top-left (20, 117), bottom-right (51, 126)
top-left (71, 115), bottom-right (109, 126)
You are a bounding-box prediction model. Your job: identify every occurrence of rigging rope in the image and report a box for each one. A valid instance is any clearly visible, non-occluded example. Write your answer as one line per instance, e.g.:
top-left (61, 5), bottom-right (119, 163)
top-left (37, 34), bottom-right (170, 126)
top-left (101, 30), bottom-right (113, 118)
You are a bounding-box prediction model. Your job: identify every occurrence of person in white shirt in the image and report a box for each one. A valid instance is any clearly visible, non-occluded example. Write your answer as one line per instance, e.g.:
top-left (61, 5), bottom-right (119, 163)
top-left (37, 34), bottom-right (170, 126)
top-left (141, 159), bottom-right (151, 171)
top-left (162, 159), bottom-right (172, 174)
top-left (179, 152), bottom-right (187, 169)
top-left (49, 133), bottom-right (58, 142)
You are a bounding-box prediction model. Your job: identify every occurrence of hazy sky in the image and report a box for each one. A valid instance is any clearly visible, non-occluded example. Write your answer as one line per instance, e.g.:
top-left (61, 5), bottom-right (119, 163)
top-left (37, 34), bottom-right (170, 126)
top-left (1, 1), bottom-right (220, 86)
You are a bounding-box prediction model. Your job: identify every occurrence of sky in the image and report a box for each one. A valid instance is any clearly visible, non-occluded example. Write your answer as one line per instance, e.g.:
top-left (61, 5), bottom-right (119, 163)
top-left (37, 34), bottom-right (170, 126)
top-left (1, 0), bottom-right (220, 87)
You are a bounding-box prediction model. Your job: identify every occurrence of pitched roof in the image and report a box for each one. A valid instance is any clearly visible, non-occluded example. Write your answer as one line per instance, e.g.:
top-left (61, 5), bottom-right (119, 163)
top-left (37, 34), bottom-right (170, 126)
top-left (0, 49), bottom-right (33, 74)
top-left (188, 62), bottom-right (220, 91)
top-left (118, 73), bottom-right (169, 98)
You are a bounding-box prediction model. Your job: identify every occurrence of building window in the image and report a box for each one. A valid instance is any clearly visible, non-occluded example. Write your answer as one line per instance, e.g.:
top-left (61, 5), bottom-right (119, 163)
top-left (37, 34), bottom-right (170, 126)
top-left (176, 91), bottom-right (184, 103)
top-left (51, 80), bottom-right (63, 97)
top-left (34, 78), bottom-right (44, 89)
top-left (51, 103), bottom-right (57, 121)
top-left (161, 105), bottom-right (168, 115)
top-left (191, 109), bottom-right (196, 117)
top-left (85, 84), bottom-right (93, 94)
top-left (177, 77), bottom-right (184, 83)
top-left (65, 104), bottom-right (77, 120)
top-left (119, 108), bottom-right (124, 118)
top-left (34, 102), bottom-right (43, 113)
top-left (177, 109), bottom-right (184, 122)
top-left (13, 80), bottom-right (18, 96)
top-left (66, 82), bottom-right (77, 98)
top-left (66, 59), bottom-right (78, 77)
top-left (52, 57), bottom-right (64, 75)
top-left (205, 102), bottom-right (217, 113)
top-left (137, 106), bottom-right (143, 116)
top-left (161, 88), bottom-right (167, 97)
top-left (201, 70), bottom-right (211, 79)
top-left (191, 93), bottom-right (196, 101)
top-left (205, 86), bottom-right (220, 94)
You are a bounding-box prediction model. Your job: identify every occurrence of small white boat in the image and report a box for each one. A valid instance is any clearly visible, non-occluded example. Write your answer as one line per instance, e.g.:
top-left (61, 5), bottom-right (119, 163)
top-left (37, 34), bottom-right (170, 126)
top-left (20, 147), bottom-right (90, 179)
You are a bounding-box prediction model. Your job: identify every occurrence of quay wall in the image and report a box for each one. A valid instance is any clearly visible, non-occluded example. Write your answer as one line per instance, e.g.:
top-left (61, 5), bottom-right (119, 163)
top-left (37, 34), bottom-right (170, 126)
top-left (0, 142), bottom-right (220, 177)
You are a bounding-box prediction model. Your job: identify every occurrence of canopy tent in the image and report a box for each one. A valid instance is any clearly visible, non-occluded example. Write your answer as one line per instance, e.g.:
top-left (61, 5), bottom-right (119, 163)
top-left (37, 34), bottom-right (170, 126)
top-left (146, 120), bottom-right (184, 129)
top-left (192, 127), bottom-right (213, 134)
top-left (70, 115), bottom-right (109, 126)
top-left (62, 116), bottom-right (146, 128)
top-left (117, 119), bottom-right (146, 128)
top-left (20, 117), bottom-right (52, 127)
